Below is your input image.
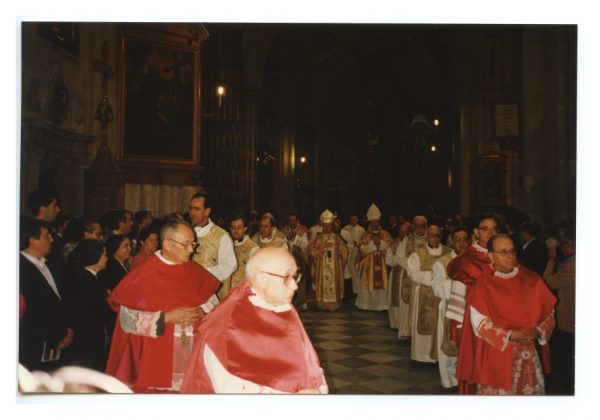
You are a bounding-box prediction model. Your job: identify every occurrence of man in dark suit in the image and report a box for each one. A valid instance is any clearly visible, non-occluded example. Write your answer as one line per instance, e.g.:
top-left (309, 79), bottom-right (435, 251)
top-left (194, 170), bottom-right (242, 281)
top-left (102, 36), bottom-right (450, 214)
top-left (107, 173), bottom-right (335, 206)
top-left (27, 190), bottom-right (64, 273)
top-left (518, 220), bottom-right (548, 277)
top-left (19, 218), bottom-right (73, 372)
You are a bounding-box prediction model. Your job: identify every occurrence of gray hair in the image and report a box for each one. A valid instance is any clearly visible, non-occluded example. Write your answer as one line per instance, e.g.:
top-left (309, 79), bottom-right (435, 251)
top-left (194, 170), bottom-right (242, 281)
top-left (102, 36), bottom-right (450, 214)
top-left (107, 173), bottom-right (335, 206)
top-left (160, 218), bottom-right (193, 243)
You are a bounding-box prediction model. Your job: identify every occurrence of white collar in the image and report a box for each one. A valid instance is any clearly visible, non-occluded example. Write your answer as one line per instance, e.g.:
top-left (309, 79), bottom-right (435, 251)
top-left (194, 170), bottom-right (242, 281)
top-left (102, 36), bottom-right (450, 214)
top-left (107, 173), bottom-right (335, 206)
top-left (493, 265), bottom-right (519, 279)
top-left (194, 219), bottom-right (214, 237)
top-left (472, 243), bottom-right (488, 253)
top-left (85, 267), bottom-right (99, 276)
top-left (155, 250), bottom-right (177, 265)
top-left (234, 235), bottom-right (248, 246)
top-left (20, 250), bottom-right (47, 267)
top-left (426, 244), bottom-right (443, 256)
top-left (259, 231), bottom-right (275, 243)
top-left (247, 287), bottom-right (293, 313)
top-left (522, 238), bottom-right (535, 250)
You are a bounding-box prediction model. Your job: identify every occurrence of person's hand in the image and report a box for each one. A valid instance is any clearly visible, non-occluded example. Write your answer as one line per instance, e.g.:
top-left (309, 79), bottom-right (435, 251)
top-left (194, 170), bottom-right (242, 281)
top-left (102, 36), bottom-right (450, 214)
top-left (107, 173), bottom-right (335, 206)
top-left (165, 307), bottom-right (204, 324)
top-left (510, 328), bottom-right (538, 343)
top-left (373, 237), bottom-right (381, 246)
top-left (548, 245), bottom-right (557, 260)
top-left (58, 328), bottom-right (74, 349)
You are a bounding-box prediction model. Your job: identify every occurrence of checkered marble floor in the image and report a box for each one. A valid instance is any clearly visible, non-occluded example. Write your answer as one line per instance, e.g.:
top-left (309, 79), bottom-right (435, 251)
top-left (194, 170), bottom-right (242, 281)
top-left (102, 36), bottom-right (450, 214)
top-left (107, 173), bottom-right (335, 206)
top-left (299, 300), bottom-right (455, 395)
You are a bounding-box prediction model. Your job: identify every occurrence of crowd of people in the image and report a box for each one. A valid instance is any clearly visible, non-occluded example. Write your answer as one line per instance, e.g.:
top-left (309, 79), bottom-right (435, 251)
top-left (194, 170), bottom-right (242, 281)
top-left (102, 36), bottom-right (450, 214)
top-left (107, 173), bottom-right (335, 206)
top-left (18, 188), bottom-right (575, 395)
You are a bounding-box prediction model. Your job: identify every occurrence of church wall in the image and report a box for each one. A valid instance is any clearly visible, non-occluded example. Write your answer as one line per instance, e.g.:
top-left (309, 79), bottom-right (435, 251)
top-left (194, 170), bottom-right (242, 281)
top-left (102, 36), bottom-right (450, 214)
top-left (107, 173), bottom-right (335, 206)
top-left (451, 26), bottom-right (575, 227)
top-left (20, 23), bottom-right (118, 216)
top-left (518, 26), bottom-right (576, 226)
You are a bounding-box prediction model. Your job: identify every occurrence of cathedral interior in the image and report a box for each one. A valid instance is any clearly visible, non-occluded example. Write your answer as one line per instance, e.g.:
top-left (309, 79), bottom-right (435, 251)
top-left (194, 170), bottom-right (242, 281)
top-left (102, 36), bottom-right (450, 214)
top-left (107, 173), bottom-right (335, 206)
top-left (20, 22), bottom-right (576, 226)
top-left (15, 19), bottom-right (584, 410)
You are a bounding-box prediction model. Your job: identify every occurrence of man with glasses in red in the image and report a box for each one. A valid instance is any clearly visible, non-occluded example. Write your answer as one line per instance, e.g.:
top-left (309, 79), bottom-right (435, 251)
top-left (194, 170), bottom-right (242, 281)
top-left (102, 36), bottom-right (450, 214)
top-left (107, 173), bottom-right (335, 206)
top-left (447, 213), bottom-right (498, 394)
top-left (466, 234), bottom-right (556, 394)
top-left (105, 218), bottom-right (220, 392)
top-left (181, 246), bottom-right (328, 394)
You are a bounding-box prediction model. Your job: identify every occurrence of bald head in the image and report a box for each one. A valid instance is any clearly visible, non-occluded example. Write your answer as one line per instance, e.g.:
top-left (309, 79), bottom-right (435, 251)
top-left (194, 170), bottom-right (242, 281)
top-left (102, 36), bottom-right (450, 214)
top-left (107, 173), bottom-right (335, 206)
top-left (246, 247), bottom-right (298, 305)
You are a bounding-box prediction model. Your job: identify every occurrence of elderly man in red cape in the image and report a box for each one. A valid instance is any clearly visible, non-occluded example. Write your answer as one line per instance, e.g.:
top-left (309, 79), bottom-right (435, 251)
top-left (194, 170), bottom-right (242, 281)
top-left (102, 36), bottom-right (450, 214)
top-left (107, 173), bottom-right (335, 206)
top-left (105, 218), bottom-right (220, 392)
top-left (181, 246), bottom-right (328, 394)
top-left (466, 234), bottom-right (556, 395)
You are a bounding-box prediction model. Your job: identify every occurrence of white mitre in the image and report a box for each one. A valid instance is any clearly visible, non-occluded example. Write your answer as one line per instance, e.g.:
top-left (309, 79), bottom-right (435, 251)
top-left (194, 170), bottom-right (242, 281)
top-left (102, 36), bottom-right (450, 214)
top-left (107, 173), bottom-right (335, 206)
top-left (366, 204), bottom-right (381, 221)
top-left (320, 209), bottom-right (335, 224)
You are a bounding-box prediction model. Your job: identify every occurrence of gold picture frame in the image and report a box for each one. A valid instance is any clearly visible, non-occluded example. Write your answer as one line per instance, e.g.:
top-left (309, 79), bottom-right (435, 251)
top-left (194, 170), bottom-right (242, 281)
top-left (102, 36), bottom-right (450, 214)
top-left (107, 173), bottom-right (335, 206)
top-left (117, 26), bottom-right (202, 167)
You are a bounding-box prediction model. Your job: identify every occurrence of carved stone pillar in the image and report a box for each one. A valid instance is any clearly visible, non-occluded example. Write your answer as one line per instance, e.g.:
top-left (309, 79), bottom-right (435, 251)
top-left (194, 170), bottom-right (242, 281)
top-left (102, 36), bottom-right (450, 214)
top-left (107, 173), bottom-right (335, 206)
top-left (242, 88), bottom-right (259, 211)
top-left (84, 142), bottom-right (124, 218)
top-left (84, 41), bottom-right (124, 218)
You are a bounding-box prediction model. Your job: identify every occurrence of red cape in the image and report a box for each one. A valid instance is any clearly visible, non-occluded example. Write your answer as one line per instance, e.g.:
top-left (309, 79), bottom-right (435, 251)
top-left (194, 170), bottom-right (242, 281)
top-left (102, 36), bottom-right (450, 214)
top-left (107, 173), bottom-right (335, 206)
top-left (105, 255), bottom-right (220, 390)
top-left (447, 245), bottom-right (490, 286)
top-left (181, 281), bottom-right (324, 393)
top-left (466, 264), bottom-right (556, 390)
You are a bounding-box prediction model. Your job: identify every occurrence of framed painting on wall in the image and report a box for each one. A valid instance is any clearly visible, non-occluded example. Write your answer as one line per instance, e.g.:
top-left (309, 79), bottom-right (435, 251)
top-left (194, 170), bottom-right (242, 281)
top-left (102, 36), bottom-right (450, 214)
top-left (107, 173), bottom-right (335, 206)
top-left (118, 27), bottom-right (201, 167)
top-left (37, 23), bottom-right (80, 56)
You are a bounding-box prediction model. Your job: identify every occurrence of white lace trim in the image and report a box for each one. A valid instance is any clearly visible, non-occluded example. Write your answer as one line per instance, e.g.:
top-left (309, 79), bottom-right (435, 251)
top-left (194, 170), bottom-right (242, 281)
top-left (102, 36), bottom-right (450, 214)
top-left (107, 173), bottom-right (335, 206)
top-left (472, 243), bottom-right (488, 253)
top-left (493, 266), bottom-right (519, 278)
top-left (247, 288), bottom-right (292, 313)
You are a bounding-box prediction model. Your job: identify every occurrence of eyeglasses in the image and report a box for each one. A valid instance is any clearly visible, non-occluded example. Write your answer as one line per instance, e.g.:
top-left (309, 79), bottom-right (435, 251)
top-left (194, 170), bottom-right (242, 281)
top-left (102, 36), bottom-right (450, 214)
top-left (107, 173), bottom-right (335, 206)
top-left (494, 248), bottom-right (516, 257)
top-left (453, 236), bottom-right (469, 242)
top-left (478, 226), bottom-right (498, 232)
top-left (414, 224), bottom-right (427, 228)
top-left (260, 271), bottom-right (302, 285)
top-left (168, 238), bottom-right (198, 248)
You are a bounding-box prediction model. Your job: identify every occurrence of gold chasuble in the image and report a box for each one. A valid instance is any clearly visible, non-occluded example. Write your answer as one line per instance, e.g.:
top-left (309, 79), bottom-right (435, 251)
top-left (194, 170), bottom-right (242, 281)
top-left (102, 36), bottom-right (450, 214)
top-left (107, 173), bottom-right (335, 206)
top-left (193, 225), bottom-right (227, 268)
top-left (357, 230), bottom-right (393, 291)
top-left (414, 246), bottom-right (452, 341)
top-left (308, 232), bottom-right (348, 311)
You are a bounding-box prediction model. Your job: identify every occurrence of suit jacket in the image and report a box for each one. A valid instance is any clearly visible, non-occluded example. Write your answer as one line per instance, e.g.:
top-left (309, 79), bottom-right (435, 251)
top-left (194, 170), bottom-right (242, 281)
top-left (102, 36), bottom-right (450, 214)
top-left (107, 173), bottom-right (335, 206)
top-left (518, 238), bottom-right (548, 277)
top-left (19, 254), bottom-right (71, 371)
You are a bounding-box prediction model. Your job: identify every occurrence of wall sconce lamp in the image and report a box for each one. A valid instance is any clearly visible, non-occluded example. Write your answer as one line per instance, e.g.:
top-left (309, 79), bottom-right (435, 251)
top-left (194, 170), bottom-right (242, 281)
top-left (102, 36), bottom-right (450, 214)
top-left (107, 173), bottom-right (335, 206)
top-left (300, 156), bottom-right (307, 164)
top-left (216, 85), bottom-right (225, 108)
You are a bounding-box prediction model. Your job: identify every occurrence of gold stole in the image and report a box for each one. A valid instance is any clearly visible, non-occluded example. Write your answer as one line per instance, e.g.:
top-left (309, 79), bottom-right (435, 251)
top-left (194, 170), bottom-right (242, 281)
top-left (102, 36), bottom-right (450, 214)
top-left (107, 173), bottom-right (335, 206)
top-left (414, 246), bottom-right (451, 343)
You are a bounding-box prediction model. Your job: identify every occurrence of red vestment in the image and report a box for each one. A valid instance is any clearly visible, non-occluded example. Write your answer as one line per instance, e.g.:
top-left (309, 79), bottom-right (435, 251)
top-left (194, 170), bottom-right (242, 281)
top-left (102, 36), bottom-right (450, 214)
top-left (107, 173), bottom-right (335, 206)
top-left (181, 281), bottom-right (325, 393)
top-left (447, 244), bottom-right (491, 394)
top-left (467, 265), bottom-right (557, 392)
top-left (105, 255), bottom-right (220, 391)
top-left (447, 245), bottom-right (491, 286)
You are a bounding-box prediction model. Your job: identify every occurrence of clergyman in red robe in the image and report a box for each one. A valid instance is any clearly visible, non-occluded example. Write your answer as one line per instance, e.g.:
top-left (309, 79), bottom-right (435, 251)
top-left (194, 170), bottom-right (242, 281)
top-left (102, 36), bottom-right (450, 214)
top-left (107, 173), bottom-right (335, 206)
top-left (181, 246), bottom-right (328, 394)
top-left (105, 219), bottom-right (220, 392)
top-left (466, 234), bottom-right (556, 395)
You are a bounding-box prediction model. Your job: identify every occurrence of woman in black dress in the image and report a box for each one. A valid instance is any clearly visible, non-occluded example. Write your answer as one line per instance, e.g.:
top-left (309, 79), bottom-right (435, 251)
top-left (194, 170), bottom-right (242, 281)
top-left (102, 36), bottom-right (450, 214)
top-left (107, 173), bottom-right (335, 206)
top-left (98, 234), bottom-right (132, 339)
top-left (70, 239), bottom-right (112, 372)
